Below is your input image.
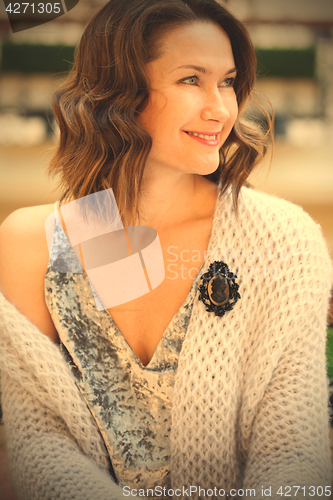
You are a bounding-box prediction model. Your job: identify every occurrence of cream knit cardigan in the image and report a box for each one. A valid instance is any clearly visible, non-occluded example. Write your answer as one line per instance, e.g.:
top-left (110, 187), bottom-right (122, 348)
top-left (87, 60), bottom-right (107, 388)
top-left (0, 187), bottom-right (332, 500)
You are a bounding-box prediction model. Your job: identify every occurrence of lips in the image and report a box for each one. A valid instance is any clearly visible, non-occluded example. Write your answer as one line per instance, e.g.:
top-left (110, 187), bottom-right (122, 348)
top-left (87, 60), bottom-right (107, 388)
top-left (184, 130), bottom-right (220, 140)
top-left (184, 130), bottom-right (220, 146)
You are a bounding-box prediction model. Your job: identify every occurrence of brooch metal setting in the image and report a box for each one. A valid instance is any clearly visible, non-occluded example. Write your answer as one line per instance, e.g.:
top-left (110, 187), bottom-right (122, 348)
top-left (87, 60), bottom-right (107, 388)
top-left (198, 261), bottom-right (241, 317)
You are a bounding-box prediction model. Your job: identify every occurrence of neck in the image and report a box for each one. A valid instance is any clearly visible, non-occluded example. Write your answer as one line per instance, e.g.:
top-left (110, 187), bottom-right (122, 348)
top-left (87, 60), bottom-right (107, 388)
top-left (137, 170), bottom-right (201, 229)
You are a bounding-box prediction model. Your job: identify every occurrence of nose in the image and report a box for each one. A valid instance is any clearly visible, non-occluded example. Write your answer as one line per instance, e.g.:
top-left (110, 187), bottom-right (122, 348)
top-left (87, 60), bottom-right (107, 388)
top-left (201, 89), bottom-right (232, 123)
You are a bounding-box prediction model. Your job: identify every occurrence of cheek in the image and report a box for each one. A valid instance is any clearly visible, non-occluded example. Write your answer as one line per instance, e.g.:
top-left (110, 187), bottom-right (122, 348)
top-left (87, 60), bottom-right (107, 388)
top-left (137, 93), bottom-right (170, 136)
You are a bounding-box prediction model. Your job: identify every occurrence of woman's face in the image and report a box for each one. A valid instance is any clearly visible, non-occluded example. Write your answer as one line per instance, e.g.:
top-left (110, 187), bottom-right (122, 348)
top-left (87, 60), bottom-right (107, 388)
top-left (138, 21), bottom-right (238, 179)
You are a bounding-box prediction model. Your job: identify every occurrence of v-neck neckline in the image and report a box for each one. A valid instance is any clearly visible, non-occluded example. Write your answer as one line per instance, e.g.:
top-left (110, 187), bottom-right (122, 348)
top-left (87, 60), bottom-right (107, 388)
top-left (52, 184), bottom-right (223, 368)
top-left (97, 186), bottom-right (222, 369)
top-left (103, 259), bottom-right (206, 369)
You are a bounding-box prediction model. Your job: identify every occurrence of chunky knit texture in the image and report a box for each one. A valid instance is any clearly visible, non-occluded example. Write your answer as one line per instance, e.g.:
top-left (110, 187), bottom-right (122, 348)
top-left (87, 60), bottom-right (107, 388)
top-left (0, 186), bottom-right (332, 500)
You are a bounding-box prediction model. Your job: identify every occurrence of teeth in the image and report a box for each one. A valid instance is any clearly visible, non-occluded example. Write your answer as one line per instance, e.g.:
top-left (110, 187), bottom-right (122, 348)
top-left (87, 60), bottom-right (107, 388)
top-left (187, 132), bottom-right (217, 140)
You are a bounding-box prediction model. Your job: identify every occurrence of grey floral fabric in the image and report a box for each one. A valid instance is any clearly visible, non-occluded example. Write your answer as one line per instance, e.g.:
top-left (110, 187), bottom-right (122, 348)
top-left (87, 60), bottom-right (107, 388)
top-left (44, 211), bottom-right (203, 491)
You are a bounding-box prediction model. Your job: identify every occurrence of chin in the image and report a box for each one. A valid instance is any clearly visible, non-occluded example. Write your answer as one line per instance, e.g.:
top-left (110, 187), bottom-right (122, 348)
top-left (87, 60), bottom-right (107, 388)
top-left (195, 161), bottom-right (220, 177)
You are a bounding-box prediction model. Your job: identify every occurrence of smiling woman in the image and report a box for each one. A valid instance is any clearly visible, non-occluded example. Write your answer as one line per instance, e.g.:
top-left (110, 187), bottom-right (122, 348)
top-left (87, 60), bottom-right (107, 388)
top-left (137, 22), bottom-right (239, 181)
top-left (47, 0), bottom-right (266, 227)
top-left (0, 0), bottom-right (332, 499)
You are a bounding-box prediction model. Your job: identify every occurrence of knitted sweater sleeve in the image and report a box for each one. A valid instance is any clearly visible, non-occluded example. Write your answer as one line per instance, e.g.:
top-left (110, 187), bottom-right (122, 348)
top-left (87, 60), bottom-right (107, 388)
top-left (0, 291), bottom-right (141, 500)
top-left (240, 206), bottom-right (333, 498)
top-left (1, 372), bottom-right (130, 500)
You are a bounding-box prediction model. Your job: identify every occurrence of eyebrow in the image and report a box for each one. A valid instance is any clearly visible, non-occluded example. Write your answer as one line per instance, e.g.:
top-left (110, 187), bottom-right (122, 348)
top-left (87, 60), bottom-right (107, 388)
top-left (170, 65), bottom-right (237, 75)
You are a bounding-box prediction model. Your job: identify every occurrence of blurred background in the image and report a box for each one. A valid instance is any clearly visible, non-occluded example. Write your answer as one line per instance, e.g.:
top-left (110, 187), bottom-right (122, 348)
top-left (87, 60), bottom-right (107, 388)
top-left (0, 0), bottom-right (332, 498)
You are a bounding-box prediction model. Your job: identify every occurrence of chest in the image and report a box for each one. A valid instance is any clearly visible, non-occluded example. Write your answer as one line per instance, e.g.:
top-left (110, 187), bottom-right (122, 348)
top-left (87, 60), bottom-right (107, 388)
top-left (107, 217), bottom-right (213, 366)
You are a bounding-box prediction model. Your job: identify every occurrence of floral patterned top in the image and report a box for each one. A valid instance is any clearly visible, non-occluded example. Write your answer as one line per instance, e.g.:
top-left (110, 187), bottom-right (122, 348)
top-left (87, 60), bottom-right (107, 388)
top-left (44, 210), bottom-right (204, 492)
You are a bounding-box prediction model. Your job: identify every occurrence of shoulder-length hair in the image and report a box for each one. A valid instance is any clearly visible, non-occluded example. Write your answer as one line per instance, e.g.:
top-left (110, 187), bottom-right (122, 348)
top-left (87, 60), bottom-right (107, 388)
top-left (48, 0), bottom-right (272, 225)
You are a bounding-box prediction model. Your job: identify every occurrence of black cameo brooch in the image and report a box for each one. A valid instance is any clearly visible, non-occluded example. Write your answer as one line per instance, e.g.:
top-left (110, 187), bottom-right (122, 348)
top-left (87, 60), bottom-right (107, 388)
top-left (198, 261), bottom-right (241, 317)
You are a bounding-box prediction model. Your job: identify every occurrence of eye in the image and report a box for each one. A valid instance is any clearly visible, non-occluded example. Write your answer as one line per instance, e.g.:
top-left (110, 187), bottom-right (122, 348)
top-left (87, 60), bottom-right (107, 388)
top-left (180, 75), bottom-right (199, 85)
top-left (221, 77), bottom-right (236, 88)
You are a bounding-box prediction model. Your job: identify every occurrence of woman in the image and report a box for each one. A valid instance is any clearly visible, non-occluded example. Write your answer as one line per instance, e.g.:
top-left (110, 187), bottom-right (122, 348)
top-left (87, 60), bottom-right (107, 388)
top-left (0, 0), bottom-right (332, 499)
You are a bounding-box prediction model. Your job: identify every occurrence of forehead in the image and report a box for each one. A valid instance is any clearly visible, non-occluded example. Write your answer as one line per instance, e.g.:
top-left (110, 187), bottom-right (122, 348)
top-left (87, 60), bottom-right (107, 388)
top-left (150, 21), bottom-right (235, 76)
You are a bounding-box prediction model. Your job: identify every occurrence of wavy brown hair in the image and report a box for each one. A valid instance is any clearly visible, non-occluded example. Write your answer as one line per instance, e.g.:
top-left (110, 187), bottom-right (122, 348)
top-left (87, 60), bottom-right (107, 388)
top-left (48, 0), bottom-right (273, 225)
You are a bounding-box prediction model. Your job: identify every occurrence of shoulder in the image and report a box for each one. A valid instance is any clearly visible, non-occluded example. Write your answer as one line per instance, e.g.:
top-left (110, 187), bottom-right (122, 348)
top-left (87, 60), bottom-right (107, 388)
top-left (239, 186), bottom-right (314, 226)
top-left (217, 185), bottom-right (329, 249)
top-left (237, 186), bottom-right (332, 289)
top-left (0, 203), bottom-right (56, 266)
top-left (216, 185), bottom-right (332, 288)
top-left (238, 186), bottom-right (330, 249)
top-left (0, 204), bottom-right (60, 343)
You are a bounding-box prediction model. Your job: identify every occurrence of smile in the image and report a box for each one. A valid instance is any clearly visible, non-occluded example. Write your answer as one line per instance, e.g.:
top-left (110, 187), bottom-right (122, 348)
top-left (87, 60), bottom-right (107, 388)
top-left (184, 130), bottom-right (220, 146)
top-left (185, 131), bottom-right (218, 140)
